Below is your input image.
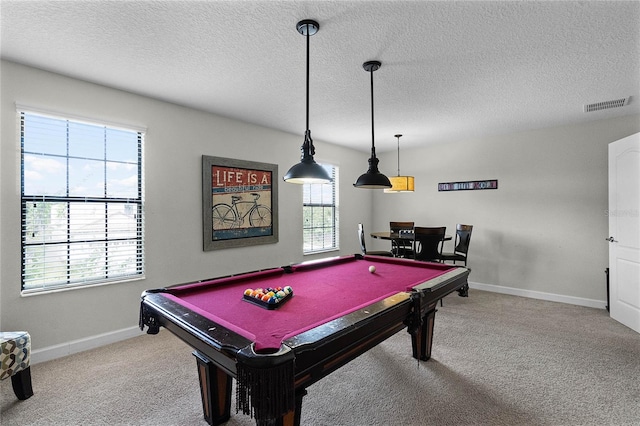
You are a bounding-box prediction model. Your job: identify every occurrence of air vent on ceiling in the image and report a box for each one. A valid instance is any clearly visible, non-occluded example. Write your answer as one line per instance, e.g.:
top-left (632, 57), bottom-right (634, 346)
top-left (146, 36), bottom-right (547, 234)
top-left (584, 97), bottom-right (629, 113)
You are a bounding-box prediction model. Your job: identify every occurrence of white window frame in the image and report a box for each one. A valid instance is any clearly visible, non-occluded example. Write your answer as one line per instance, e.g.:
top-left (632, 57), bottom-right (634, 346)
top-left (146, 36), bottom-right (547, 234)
top-left (302, 164), bottom-right (339, 254)
top-left (19, 109), bottom-right (145, 294)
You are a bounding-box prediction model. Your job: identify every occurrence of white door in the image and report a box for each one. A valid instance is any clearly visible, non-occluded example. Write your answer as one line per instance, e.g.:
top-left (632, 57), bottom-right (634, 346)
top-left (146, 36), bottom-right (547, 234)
top-left (608, 132), bottom-right (640, 333)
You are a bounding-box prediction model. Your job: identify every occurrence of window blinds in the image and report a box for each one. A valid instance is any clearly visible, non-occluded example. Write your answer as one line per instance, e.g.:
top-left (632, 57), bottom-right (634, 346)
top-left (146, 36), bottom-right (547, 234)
top-left (302, 165), bottom-right (339, 253)
top-left (20, 111), bottom-right (145, 293)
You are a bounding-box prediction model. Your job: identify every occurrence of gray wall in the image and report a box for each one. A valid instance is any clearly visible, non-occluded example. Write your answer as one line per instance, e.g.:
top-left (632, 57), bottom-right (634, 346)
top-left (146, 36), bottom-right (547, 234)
top-left (0, 61), bottom-right (373, 355)
top-left (2, 60), bottom-right (639, 359)
top-left (370, 116), bottom-right (640, 303)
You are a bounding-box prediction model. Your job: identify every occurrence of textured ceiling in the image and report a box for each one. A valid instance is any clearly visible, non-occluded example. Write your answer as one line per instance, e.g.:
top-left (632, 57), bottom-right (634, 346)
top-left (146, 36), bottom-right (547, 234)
top-left (1, 1), bottom-right (639, 153)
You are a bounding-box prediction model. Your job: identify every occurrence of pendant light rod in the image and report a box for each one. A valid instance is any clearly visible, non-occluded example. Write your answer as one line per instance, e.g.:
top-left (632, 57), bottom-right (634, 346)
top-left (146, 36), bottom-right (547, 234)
top-left (365, 61), bottom-right (380, 160)
top-left (304, 20), bottom-right (312, 132)
top-left (284, 20), bottom-right (332, 184)
top-left (370, 65), bottom-right (376, 155)
top-left (299, 19), bottom-right (316, 146)
top-left (395, 134), bottom-right (402, 175)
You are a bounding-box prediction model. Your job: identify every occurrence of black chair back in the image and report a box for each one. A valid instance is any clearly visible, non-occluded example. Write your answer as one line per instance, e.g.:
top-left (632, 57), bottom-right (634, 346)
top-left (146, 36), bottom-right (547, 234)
top-left (357, 223), bottom-right (367, 254)
top-left (390, 221), bottom-right (414, 257)
top-left (439, 224), bottom-right (473, 266)
top-left (454, 224), bottom-right (473, 255)
top-left (358, 223), bottom-right (393, 257)
top-left (413, 226), bottom-right (446, 262)
top-left (390, 221), bottom-right (414, 233)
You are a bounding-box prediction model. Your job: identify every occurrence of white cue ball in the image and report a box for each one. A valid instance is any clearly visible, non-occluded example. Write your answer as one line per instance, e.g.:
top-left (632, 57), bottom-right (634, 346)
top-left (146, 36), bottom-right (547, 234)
top-left (369, 265), bottom-right (376, 273)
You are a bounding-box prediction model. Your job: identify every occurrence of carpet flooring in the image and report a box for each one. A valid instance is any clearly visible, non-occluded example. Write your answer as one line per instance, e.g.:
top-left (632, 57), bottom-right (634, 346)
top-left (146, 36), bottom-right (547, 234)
top-left (2, 290), bottom-right (639, 425)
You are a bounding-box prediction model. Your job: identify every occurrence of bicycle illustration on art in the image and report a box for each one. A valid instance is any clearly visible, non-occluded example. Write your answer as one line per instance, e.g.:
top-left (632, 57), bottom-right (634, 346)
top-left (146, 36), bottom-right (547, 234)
top-left (212, 192), bottom-right (271, 229)
top-left (202, 156), bottom-right (278, 251)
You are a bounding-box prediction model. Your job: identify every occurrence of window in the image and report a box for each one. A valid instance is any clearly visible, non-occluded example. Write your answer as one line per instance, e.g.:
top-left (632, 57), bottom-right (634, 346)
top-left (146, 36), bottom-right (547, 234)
top-left (20, 111), bottom-right (144, 293)
top-left (303, 164), bottom-right (339, 254)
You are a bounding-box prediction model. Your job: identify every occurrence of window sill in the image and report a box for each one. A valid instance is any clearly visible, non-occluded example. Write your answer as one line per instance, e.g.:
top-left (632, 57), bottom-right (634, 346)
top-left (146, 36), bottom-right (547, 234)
top-left (21, 275), bottom-right (146, 297)
top-left (303, 248), bottom-right (340, 256)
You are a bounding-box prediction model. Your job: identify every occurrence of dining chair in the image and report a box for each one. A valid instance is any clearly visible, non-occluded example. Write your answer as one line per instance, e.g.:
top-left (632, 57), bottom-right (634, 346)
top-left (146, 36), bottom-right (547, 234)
top-left (357, 223), bottom-right (393, 257)
top-left (412, 226), bottom-right (446, 262)
top-left (439, 224), bottom-right (473, 266)
top-left (389, 221), bottom-right (414, 258)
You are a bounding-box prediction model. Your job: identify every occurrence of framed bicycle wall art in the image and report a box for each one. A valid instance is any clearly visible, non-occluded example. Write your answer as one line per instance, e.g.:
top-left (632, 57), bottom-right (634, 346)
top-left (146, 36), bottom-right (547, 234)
top-left (202, 155), bottom-right (278, 251)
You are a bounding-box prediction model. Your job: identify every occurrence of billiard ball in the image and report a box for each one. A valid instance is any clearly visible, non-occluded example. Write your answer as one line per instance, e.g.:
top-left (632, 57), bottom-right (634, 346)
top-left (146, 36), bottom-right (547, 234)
top-left (369, 265), bottom-right (376, 273)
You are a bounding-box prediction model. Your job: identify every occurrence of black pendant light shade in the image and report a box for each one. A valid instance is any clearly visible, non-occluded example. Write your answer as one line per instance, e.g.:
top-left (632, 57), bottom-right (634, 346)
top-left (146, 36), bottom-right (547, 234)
top-left (284, 20), bottom-right (332, 184)
top-left (354, 61), bottom-right (392, 189)
top-left (283, 130), bottom-right (332, 183)
top-left (353, 155), bottom-right (392, 188)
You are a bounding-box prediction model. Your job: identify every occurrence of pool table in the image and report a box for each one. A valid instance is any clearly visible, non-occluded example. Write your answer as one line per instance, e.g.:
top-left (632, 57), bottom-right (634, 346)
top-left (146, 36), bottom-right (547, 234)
top-left (139, 254), bottom-right (469, 426)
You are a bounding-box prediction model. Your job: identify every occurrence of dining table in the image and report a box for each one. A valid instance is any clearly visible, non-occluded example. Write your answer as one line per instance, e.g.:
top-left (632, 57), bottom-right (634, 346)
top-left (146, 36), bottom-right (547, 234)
top-left (370, 231), bottom-right (452, 259)
top-left (370, 231), bottom-right (452, 242)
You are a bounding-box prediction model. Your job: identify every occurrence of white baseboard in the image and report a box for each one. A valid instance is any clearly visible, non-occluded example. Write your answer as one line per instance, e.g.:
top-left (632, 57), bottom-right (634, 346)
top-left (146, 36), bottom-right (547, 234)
top-left (30, 326), bottom-right (145, 365)
top-left (468, 281), bottom-right (607, 310)
top-left (29, 283), bottom-right (606, 365)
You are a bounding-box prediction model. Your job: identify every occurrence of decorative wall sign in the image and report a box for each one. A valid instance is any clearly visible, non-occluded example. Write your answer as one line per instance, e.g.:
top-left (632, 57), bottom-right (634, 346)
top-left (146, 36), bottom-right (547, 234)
top-left (438, 179), bottom-right (498, 192)
top-left (202, 156), bottom-right (278, 251)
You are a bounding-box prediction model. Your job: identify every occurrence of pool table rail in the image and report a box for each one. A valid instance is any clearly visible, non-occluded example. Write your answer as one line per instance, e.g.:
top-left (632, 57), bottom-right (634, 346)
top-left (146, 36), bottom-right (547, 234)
top-left (284, 292), bottom-right (413, 389)
top-left (140, 291), bottom-right (251, 376)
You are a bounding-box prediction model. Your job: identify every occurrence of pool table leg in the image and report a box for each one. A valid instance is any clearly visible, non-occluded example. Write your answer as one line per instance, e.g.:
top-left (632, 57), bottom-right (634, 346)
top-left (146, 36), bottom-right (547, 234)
top-left (408, 307), bottom-right (437, 361)
top-left (275, 389), bottom-right (307, 426)
top-left (458, 283), bottom-right (469, 297)
top-left (193, 351), bottom-right (232, 426)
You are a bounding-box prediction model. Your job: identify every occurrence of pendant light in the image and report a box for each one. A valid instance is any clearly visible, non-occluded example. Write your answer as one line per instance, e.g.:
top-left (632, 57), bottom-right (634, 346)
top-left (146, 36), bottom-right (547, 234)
top-left (354, 61), bottom-right (392, 189)
top-left (384, 134), bottom-right (415, 193)
top-left (283, 19), bottom-right (332, 184)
